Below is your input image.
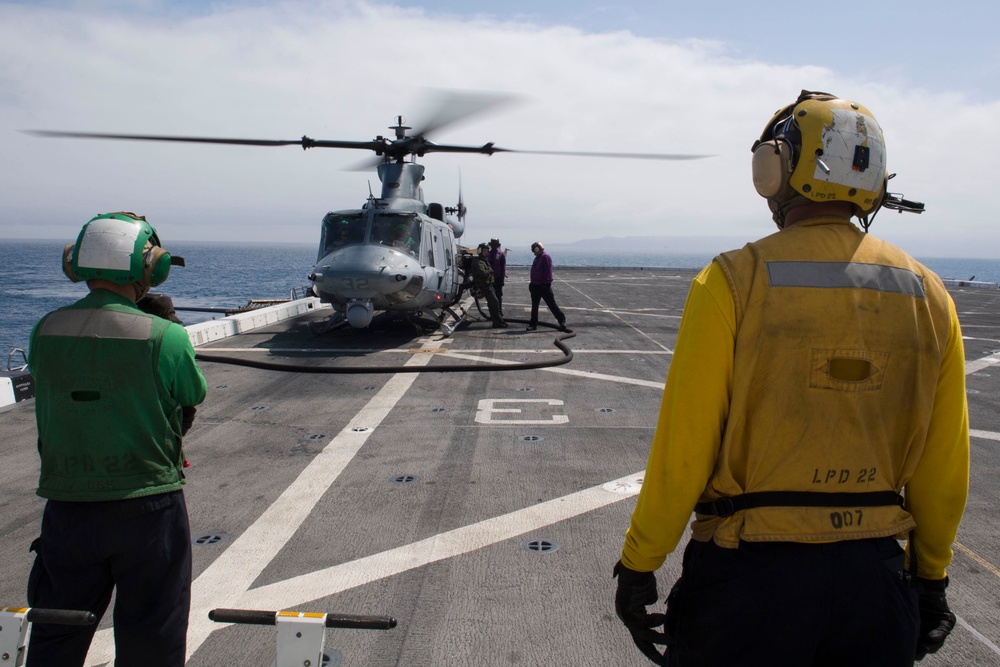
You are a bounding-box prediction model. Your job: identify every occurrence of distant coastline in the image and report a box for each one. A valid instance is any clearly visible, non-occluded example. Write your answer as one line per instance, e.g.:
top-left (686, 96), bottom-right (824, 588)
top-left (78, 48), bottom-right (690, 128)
top-left (1, 239), bottom-right (997, 356)
top-left (540, 234), bottom-right (1000, 259)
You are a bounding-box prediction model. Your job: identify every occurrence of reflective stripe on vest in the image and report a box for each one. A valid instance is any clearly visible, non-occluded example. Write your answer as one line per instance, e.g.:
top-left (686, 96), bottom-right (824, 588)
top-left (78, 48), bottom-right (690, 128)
top-left (39, 309), bottom-right (153, 340)
top-left (766, 261), bottom-right (925, 298)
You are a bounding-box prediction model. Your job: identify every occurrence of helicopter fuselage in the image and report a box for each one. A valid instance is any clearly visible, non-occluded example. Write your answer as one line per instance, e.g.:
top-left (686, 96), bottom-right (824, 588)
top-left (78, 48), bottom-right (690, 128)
top-left (308, 163), bottom-right (466, 328)
top-left (30, 100), bottom-right (715, 332)
top-left (28, 101), bottom-right (713, 333)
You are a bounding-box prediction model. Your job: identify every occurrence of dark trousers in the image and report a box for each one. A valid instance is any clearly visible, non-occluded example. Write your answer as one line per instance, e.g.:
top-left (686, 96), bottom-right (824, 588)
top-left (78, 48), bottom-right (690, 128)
top-left (666, 537), bottom-right (919, 667)
top-left (27, 491), bottom-right (192, 667)
top-left (478, 284), bottom-right (504, 324)
top-left (528, 283), bottom-right (565, 326)
top-left (493, 279), bottom-right (505, 313)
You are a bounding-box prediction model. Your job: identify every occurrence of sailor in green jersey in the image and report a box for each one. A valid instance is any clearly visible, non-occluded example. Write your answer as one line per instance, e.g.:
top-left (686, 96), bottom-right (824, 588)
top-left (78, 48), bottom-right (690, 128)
top-left (26, 213), bottom-right (207, 667)
top-left (472, 242), bottom-right (507, 328)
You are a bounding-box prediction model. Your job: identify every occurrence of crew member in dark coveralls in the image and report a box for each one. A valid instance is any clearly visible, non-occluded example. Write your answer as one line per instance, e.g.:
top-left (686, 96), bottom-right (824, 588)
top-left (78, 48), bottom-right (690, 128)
top-left (472, 242), bottom-right (507, 328)
top-left (488, 238), bottom-right (507, 315)
top-left (526, 241), bottom-right (568, 332)
top-left (26, 212), bottom-right (207, 667)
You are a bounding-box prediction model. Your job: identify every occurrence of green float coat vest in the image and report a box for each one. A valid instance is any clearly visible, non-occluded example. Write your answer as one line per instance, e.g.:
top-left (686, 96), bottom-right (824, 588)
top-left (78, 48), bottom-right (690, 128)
top-left (32, 297), bottom-right (186, 501)
top-left (471, 256), bottom-right (494, 287)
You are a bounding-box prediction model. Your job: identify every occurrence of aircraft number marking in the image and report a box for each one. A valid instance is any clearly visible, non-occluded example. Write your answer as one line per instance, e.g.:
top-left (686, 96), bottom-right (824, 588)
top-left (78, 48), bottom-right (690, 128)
top-left (475, 399), bottom-right (569, 425)
top-left (829, 510), bottom-right (863, 529)
top-left (341, 277), bottom-right (370, 289)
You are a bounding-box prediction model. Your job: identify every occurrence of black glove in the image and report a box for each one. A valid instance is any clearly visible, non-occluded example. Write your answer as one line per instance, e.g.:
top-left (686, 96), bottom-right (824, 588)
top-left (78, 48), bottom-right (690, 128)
top-left (181, 406), bottom-right (197, 436)
top-left (614, 561), bottom-right (668, 665)
top-left (914, 576), bottom-right (956, 660)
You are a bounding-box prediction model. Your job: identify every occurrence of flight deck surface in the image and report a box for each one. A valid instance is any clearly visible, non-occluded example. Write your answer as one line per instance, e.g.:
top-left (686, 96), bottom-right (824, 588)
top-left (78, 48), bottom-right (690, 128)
top-left (2, 266), bottom-right (999, 666)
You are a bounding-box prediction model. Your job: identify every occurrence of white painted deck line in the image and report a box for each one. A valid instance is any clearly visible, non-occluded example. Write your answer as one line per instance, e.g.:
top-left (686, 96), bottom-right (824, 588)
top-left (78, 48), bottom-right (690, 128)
top-left (966, 352), bottom-right (1000, 375)
top-left (75, 321), bottom-right (1000, 663)
top-left (235, 471), bottom-right (647, 611)
top-left (83, 335), bottom-right (448, 665)
top-left (441, 350), bottom-right (668, 389)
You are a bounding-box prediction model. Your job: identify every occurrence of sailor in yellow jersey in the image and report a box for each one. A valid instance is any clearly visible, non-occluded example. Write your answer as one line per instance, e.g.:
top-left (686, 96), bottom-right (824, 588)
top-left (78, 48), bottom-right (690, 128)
top-left (614, 91), bottom-right (969, 666)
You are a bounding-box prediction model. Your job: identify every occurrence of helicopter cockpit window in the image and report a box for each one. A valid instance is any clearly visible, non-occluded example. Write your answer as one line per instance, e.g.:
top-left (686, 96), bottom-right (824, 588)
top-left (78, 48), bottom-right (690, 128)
top-left (370, 214), bottom-right (421, 257)
top-left (321, 213), bottom-right (366, 256)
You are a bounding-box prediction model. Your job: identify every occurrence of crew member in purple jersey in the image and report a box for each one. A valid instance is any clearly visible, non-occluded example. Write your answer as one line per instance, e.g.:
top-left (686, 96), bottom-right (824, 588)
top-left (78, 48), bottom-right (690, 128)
top-left (526, 241), bottom-right (568, 332)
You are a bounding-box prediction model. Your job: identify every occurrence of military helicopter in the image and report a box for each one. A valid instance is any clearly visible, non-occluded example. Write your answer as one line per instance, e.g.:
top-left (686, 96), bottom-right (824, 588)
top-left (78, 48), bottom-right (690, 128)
top-left (27, 92), bottom-right (711, 332)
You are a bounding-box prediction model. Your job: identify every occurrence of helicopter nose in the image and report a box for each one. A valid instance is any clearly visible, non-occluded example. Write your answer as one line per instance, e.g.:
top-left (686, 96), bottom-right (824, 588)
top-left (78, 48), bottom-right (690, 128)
top-left (312, 246), bottom-right (423, 304)
top-left (383, 268), bottom-right (424, 305)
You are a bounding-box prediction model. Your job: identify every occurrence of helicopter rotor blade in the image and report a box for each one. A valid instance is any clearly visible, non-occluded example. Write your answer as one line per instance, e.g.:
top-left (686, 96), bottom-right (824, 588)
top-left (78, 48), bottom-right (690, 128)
top-left (370, 140), bottom-right (714, 161)
top-left (23, 130), bottom-right (381, 152)
top-left (339, 140), bottom-right (713, 170)
top-left (26, 119), bottom-right (715, 164)
top-left (409, 90), bottom-right (521, 139)
top-left (344, 155), bottom-right (387, 172)
top-left (489, 147), bottom-right (714, 160)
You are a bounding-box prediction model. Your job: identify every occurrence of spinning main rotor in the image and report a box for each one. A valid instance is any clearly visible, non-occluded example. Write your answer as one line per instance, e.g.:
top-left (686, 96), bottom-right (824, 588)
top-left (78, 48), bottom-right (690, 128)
top-left (25, 91), bottom-right (713, 167)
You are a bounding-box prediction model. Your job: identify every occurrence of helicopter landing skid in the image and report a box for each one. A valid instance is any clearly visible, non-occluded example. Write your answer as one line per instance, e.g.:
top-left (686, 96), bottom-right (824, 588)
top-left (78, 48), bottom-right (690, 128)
top-left (309, 311), bottom-right (348, 336)
top-left (435, 305), bottom-right (467, 337)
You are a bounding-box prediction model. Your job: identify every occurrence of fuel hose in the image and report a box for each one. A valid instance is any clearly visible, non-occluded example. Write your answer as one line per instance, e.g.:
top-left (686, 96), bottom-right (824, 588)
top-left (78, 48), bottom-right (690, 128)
top-left (194, 320), bottom-right (574, 374)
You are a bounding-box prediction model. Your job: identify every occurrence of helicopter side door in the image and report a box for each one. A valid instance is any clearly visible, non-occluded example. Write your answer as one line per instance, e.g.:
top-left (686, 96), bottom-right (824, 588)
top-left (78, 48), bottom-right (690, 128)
top-left (438, 224), bottom-right (460, 303)
top-left (421, 221), bottom-right (436, 270)
top-left (419, 219), bottom-right (447, 297)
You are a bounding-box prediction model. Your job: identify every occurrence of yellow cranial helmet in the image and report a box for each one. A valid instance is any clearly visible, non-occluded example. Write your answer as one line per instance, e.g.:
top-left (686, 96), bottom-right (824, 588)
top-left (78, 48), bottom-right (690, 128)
top-left (751, 90), bottom-right (888, 226)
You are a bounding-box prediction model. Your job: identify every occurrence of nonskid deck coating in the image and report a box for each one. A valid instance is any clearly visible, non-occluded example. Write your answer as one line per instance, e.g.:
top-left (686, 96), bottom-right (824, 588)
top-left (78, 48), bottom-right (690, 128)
top-left (1, 266), bottom-right (999, 666)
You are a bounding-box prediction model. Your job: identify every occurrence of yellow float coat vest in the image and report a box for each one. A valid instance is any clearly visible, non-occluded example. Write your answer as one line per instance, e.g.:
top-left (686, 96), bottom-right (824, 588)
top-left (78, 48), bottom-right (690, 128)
top-left (697, 218), bottom-right (955, 547)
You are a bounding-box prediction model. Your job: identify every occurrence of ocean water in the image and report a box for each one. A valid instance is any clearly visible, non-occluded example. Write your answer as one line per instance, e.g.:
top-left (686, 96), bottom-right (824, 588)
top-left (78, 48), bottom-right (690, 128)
top-left (2, 239), bottom-right (998, 362)
top-left (0, 240), bottom-right (318, 363)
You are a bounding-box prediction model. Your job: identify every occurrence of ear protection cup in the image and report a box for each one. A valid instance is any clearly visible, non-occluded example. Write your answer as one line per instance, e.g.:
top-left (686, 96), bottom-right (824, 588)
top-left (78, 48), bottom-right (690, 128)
top-left (143, 244), bottom-right (172, 287)
top-left (751, 139), bottom-right (794, 198)
top-left (62, 244), bottom-right (82, 282)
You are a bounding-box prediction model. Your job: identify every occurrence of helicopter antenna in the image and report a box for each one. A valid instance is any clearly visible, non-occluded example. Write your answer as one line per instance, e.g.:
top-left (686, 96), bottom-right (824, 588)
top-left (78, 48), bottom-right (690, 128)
top-left (458, 173), bottom-right (466, 222)
top-left (445, 170), bottom-right (467, 223)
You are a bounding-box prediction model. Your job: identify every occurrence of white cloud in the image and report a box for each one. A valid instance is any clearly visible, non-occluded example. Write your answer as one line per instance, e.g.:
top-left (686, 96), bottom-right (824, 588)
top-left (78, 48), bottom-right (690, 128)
top-left (1, 0), bottom-right (997, 257)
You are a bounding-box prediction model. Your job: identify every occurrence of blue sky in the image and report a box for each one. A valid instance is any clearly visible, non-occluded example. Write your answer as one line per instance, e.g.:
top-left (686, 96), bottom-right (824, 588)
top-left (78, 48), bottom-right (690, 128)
top-left (2, 0), bottom-right (997, 256)
top-left (393, 0), bottom-right (996, 102)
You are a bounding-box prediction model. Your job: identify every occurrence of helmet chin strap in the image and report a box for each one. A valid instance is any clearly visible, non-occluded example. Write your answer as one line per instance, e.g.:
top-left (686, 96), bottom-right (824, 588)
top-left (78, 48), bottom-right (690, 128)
top-left (767, 189), bottom-right (811, 229)
top-left (770, 195), bottom-right (870, 230)
top-left (132, 280), bottom-right (151, 301)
